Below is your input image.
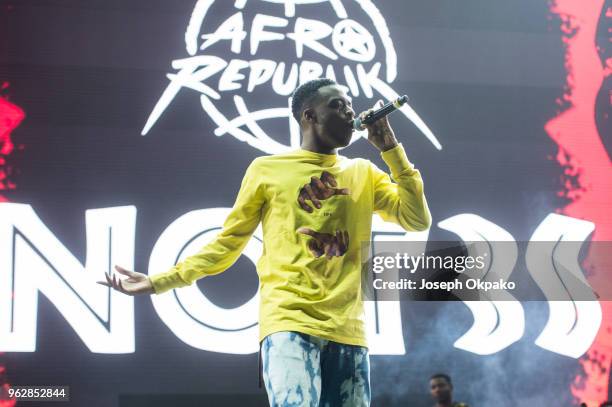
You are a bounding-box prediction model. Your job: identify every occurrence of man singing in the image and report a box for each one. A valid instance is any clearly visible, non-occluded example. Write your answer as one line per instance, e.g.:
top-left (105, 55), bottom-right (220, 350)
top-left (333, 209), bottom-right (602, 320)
top-left (98, 78), bottom-right (431, 406)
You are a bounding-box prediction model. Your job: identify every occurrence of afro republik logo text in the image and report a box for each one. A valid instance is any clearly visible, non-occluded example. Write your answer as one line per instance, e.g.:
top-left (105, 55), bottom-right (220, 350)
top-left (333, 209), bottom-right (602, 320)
top-left (142, 0), bottom-right (441, 153)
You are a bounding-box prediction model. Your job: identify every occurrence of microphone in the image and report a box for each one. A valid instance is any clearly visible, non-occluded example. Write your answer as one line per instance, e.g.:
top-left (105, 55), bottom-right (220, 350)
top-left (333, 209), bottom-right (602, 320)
top-left (353, 95), bottom-right (409, 130)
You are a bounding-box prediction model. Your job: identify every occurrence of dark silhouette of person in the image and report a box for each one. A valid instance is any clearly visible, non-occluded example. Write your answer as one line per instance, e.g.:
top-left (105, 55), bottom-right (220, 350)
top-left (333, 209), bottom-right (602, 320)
top-left (430, 373), bottom-right (470, 407)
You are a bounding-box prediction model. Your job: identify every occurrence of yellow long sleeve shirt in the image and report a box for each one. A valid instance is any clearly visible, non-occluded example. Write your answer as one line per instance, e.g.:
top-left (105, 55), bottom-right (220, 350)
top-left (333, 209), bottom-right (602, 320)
top-left (149, 143), bottom-right (431, 348)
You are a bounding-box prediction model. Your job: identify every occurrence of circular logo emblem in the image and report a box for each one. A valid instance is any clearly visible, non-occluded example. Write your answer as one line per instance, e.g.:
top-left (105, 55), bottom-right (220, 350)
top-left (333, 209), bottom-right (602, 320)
top-left (143, 0), bottom-right (440, 153)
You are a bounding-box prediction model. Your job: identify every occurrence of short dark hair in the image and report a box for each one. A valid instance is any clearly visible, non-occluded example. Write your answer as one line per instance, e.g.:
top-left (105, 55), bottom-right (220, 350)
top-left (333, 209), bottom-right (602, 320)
top-left (430, 373), bottom-right (452, 385)
top-left (290, 78), bottom-right (337, 122)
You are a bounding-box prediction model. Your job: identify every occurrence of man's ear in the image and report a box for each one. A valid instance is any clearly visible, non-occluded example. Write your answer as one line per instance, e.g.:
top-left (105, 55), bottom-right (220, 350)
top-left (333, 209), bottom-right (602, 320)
top-left (302, 107), bottom-right (316, 123)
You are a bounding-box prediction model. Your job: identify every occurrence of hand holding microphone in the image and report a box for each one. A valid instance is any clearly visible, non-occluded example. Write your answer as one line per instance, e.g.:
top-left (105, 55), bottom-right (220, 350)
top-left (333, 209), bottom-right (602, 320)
top-left (354, 95), bottom-right (408, 152)
top-left (353, 95), bottom-right (409, 130)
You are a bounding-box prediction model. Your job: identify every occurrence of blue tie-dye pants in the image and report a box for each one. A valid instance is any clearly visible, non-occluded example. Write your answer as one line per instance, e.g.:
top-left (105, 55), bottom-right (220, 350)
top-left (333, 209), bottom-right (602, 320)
top-left (261, 331), bottom-right (371, 407)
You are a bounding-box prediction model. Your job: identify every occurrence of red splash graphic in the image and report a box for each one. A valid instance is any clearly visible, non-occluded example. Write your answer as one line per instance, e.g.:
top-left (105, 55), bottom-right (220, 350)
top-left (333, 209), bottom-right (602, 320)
top-left (0, 360), bottom-right (16, 407)
top-left (545, 0), bottom-right (612, 405)
top-left (0, 81), bottom-right (21, 405)
top-left (0, 82), bottom-right (24, 201)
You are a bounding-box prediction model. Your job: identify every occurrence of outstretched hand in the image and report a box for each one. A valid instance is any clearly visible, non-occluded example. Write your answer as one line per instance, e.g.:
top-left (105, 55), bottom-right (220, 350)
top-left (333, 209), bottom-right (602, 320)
top-left (297, 171), bottom-right (350, 213)
top-left (297, 227), bottom-right (349, 259)
top-left (96, 265), bottom-right (155, 296)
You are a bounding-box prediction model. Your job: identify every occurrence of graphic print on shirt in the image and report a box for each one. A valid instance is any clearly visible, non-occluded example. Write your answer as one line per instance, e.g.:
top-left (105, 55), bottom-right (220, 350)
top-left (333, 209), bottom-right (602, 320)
top-left (297, 170), bottom-right (352, 259)
top-left (297, 227), bottom-right (350, 259)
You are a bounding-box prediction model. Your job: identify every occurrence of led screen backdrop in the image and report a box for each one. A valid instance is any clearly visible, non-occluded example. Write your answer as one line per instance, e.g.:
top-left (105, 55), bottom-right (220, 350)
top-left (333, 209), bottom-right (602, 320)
top-left (1, 0), bottom-right (611, 406)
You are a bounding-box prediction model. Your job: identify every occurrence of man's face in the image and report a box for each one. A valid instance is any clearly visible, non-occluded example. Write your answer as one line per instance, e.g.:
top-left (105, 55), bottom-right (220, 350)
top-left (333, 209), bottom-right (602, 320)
top-left (430, 377), bottom-right (452, 403)
top-left (310, 85), bottom-right (355, 148)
